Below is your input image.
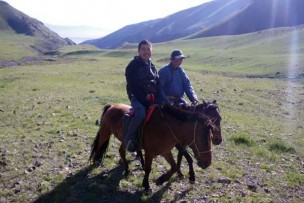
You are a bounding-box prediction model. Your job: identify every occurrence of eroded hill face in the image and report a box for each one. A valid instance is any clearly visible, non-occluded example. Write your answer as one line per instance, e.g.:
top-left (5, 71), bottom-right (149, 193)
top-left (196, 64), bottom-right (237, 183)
top-left (0, 1), bottom-right (75, 52)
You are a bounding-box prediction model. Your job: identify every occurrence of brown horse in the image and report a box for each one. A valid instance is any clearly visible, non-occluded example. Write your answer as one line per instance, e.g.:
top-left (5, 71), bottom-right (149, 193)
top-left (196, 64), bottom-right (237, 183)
top-left (176, 100), bottom-right (222, 183)
top-left (89, 103), bottom-right (215, 192)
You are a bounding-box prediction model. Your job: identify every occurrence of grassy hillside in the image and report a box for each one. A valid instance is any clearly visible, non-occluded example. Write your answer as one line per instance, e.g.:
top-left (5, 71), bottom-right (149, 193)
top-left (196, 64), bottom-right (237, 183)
top-left (58, 26), bottom-right (304, 80)
top-left (157, 26), bottom-right (304, 79)
top-left (0, 28), bottom-right (303, 202)
top-left (0, 31), bottom-right (39, 60)
top-left (0, 1), bottom-right (75, 59)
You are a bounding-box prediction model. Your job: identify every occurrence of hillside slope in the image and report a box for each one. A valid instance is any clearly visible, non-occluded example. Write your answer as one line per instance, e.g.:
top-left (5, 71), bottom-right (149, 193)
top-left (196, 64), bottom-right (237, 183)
top-left (191, 0), bottom-right (304, 38)
top-left (0, 1), bottom-right (75, 53)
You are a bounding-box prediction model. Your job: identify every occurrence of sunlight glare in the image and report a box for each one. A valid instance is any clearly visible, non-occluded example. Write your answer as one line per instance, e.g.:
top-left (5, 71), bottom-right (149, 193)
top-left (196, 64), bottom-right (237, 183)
top-left (285, 28), bottom-right (299, 120)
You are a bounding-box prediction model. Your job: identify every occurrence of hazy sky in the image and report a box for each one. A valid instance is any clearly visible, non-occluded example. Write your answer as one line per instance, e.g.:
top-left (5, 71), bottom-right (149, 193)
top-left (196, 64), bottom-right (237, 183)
top-left (4, 0), bottom-right (212, 42)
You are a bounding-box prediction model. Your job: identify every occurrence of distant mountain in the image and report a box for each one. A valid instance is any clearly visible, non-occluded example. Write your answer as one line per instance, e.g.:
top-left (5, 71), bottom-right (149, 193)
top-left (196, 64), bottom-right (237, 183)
top-left (45, 24), bottom-right (110, 44)
top-left (190, 0), bottom-right (304, 38)
top-left (82, 0), bottom-right (304, 49)
top-left (0, 1), bottom-right (75, 52)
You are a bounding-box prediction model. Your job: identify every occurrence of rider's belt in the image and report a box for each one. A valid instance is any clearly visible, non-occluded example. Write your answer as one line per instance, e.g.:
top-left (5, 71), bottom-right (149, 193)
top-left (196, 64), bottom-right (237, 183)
top-left (169, 96), bottom-right (178, 99)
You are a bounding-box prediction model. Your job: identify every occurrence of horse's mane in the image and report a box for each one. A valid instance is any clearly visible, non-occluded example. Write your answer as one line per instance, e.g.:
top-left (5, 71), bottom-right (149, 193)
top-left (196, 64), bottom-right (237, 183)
top-left (161, 104), bottom-right (209, 122)
top-left (181, 101), bottom-right (219, 112)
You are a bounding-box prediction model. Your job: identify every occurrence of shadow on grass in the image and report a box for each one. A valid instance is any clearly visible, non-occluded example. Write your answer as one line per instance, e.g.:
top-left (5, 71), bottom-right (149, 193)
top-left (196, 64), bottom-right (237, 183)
top-left (150, 181), bottom-right (192, 202)
top-left (33, 163), bottom-right (190, 203)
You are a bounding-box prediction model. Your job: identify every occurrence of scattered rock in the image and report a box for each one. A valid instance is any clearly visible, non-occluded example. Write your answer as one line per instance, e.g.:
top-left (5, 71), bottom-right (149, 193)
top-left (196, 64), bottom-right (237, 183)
top-left (264, 188), bottom-right (271, 194)
top-left (57, 130), bottom-right (64, 135)
top-left (34, 160), bottom-right (42, 167)
top-left (216, 177), bottom-right (232, 184)
top-left (240, 190), bottom-right (246, 197)
top-left (14, 188), bottom-right (21, 194)
top-left (0, 160), bottom-right (7, 167)
top-left (247, 183), bottom-right (258, 192)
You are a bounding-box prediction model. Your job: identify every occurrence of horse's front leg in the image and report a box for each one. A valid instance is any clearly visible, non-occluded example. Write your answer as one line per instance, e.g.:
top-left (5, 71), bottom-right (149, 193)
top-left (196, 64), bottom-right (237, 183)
top-left (156, 151), bottom-right (177, 185)
top-left (183, 150), bottom-right (195, 183)
top-left (176, 144), bottom-right (195, 183)
top-left (143, 154), bottom-right (153, 194)
top-left (119, 144), bottom-right (129, 176)
top-left (176, 144), bottom-right (185, 179)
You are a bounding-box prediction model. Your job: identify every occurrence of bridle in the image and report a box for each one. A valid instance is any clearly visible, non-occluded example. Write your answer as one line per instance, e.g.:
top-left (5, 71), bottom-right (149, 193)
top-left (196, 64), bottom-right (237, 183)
top-left (188, 120), bottom-right (212, 155)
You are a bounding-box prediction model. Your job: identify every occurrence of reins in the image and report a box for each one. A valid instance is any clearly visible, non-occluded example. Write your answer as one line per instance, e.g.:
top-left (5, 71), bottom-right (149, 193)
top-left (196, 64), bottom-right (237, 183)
top-left (158, 108), bottom-right (180, 143)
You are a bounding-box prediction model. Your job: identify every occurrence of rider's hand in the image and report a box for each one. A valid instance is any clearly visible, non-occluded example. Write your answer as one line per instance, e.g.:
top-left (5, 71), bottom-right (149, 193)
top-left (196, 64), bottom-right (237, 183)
top-left (191, 98), bottom-right (199, 106)
top-left (146, 94), bottom-right (155, 104)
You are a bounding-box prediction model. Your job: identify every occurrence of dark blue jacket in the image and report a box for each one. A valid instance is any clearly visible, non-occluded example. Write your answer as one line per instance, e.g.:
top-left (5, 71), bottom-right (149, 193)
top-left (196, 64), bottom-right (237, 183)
top-left (125, 56), bottom-right (160, 107)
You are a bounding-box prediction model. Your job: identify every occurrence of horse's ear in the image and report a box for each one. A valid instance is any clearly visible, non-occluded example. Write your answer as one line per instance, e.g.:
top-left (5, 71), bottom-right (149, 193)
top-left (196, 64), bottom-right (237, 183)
top-left (202, 99), bottom-right (207, 105)
top-left (213, 100), bottom-right (217, 104)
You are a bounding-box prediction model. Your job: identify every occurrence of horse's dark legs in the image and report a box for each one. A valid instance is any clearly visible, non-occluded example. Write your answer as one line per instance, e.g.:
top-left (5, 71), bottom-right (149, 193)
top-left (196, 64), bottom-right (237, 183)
top-left (119, 144), bottom-right (129, 176)
top-left (183, 150), bottom-right (195, 183)
top-left (136, 150), bottom-right (145, 169)
top-left (176, 144), bottom-right (184, 179)
top-left (176, 144), bottom-right (195, 183)
top-left (156, 152), bottom-right (177, 185)
top-left (143, 154), bottom-right (153, 193)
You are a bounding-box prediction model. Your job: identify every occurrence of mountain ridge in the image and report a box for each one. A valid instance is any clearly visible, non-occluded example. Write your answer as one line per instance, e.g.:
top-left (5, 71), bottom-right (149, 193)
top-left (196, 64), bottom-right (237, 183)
top-left (82, 0), bottom-right (304, 49)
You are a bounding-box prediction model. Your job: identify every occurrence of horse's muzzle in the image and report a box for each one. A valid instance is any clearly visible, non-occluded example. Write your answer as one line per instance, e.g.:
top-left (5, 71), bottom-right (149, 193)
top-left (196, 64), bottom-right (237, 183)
top-left (197, 159), bottom-right (211, 169)
top-left (211, 131), bottom-right (222, 145)
top-left (212, 137), bottom-right (222, 145)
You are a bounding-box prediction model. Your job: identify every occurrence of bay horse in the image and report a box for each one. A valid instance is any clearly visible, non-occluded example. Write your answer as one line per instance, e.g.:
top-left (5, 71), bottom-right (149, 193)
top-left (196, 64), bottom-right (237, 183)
top-left (89, 103), bottom-right (215, 192)
top-left (176, 100), bottom-right (222, 183)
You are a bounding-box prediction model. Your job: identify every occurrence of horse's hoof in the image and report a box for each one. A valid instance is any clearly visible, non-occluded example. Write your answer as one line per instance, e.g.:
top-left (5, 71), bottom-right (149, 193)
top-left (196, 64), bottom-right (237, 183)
top-left (144, 188), bottom-right (152, 196)
top-left (189, 179), bottom-right (195, 184)
top-left (93, 161), bottom-right (101, 167)
top-left (177, 172), bottom-right (184, 180)
top-left (189, 177), bottom-right (195, 183)
top-left (122, 170), bottom-right (130, 177)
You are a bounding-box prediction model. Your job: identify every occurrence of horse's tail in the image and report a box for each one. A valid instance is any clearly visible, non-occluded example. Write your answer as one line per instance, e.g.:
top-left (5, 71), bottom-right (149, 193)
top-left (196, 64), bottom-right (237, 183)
top-left (89, 104), bottom-right (112, 165)
top-left (100, 104), bottom-right (112, 121)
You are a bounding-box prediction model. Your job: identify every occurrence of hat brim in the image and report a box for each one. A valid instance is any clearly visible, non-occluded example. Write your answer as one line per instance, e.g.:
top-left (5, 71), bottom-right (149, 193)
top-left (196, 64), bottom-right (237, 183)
top-left (174, 55), bottom-right (185, 59)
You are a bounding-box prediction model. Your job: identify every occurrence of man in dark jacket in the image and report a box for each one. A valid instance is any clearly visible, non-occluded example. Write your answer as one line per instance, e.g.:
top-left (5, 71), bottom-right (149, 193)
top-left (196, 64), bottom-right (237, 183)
top-left (159, 49), bottom-right (199, 106)
top-left (124, 40), bottom-right (161, 152)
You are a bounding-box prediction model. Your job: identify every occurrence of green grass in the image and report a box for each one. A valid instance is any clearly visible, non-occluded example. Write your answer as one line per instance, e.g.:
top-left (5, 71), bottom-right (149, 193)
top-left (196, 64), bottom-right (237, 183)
top-left (0, 28), bottom-right (304, 202)
top-left (268, 139), bottom-right (296, 154)
top-left (229, 134), bottom-right (256, 147)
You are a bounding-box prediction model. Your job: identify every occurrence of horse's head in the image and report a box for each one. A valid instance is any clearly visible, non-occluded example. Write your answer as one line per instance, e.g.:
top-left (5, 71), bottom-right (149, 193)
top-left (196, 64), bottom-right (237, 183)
top-left (181, 100), bottom-right (222, 145)
top-left (162, 104), bottom-right (212, 169)
top-left (197, 100), bottom-right (222, 145)
top-left (189, 113), bottom-right (213, 169)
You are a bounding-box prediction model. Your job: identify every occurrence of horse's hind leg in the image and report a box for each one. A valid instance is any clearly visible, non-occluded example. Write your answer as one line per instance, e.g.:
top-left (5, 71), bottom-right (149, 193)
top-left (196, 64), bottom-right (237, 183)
top-left (136, 150), bottom-right (145, 169)
top-left (143, 153), bottom-right (153, 193)
top-left (156, 152), bottom-right (177, 186)
top-left (119, 144), bottom-right (129, 176)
